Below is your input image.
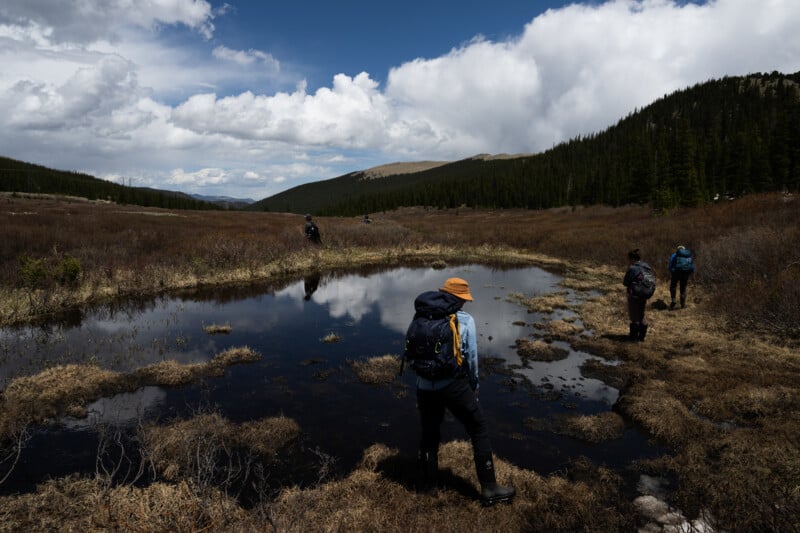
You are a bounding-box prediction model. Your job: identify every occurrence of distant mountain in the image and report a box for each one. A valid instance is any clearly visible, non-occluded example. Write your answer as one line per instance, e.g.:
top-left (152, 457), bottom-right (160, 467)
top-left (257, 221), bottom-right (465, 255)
top-left (0, 157), bottom-right (220, 211)
top-left (189, 193), bottom-right (255, 209)
top-left (251, 71), bottom-right (800, 216)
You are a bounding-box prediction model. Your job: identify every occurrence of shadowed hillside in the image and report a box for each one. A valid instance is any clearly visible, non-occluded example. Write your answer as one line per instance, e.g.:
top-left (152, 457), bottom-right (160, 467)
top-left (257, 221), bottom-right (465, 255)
top-left (0, 157), bottom-right (220, 211)
top-left (252, 71), bottom-right (800, 215)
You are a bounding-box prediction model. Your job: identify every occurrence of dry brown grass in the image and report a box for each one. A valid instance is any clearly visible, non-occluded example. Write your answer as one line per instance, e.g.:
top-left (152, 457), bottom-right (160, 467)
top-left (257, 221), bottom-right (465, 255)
top-left (514, 339), bottom-right (569, 362)
top-left (349, 354), bottom-right (402, 385)
top-left (1, 193), bottom-right (799, 530)
top-left (140, 412), bottom-right (300, 481)
top-left (525, 412), bottom-right (626, 443)
top-left (0, 476), bottom-right (253, 532)
top-left (509, 291), bottom-right (572, 313)
top-left (0, 441), bottom-right (631, 532)
top-left (556, 262), bottom-right (800, 531)
top-left (0, 346), bottom-right (261, 441)
top-left (266, 441), bottom-right (632, 532)
top-left (203, 322), bottom-right (232, 334)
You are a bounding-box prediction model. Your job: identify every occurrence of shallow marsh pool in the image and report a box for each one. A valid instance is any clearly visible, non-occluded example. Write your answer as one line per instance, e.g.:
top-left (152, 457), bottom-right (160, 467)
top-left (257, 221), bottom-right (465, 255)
top-left (0, 264), bottom-right (659, 494)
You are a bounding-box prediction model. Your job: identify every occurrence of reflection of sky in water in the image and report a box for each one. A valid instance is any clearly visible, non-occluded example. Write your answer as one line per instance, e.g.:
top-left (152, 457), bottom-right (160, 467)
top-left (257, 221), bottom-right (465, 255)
top-left (0, 265), bottom-right (616, 404)
top-left (62, 386), bottom-right (166, 429)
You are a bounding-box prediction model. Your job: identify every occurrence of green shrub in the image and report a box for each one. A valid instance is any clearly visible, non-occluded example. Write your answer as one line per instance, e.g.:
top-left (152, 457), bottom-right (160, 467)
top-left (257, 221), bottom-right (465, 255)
top-left (60, 256), bottom-right (81, 285)
top-left (18, 255), bottom-right (49, 289)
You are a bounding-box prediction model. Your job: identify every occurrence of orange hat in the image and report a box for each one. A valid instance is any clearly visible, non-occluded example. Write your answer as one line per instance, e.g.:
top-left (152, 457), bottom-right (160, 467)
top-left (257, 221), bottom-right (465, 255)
top-left (440, 277), bottom-right (473, 301)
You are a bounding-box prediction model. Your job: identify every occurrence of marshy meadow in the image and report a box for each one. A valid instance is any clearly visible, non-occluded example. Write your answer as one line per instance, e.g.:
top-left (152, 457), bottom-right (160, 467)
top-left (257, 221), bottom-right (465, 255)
top-left (0, 191), bottom-right (798, 532)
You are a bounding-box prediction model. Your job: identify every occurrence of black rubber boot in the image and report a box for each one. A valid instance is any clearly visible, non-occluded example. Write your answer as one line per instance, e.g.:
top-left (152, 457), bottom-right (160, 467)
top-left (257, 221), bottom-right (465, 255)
top-left (629, 322), bottom-right (639, 341)
top-left (680, 295), bottom-right (686, 309)
top-left (475, 454), bottom-right (515, 506)
top-left (638, 323), bottom-right (648, 341)
top-left (418, 450), bottom-right (439, 494)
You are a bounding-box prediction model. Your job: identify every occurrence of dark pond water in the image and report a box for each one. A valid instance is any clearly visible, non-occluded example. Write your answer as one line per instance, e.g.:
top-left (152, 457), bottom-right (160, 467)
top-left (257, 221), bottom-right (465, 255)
top-left (0, 264), bottom-right (662, 495)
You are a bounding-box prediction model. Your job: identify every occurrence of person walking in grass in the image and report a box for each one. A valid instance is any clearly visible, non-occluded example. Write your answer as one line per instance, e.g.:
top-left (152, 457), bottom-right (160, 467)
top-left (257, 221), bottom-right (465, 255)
top-left (304, 214), bottom-right (321, 244)
top-left (623, 249), bottom-right (656, 341)
top-left (404, 277), bottom-right (515, 506)
top-left (668, 245), bottom-right (695, 309)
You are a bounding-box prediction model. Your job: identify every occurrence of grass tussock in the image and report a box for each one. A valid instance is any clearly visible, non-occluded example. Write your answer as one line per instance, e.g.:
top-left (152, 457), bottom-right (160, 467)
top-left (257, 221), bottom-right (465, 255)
top-left (542, 319), bottom-right (584, 340)
top-left (349, 354), bottom-right (402, 385)
top-left (0, 476), bottom-right (252, 532)
top-left (321, 332), bottom-right (341, 343)
top-left (0, 347), bottom-right (261, 441)
top-left (514, 339), bottom-right (569, 362)
top-left (510, 291), bottom-right (572, 313)
top-left (267, 441), bottom-right (632, 532)
top-left (0, 441), bottom-right (633, 532)
top-left (203, 322), bottom-right (232, 334)
top-left (140, 412), bottom-right (300, 481)
top-left (525, 412), bottom-right (626, 443)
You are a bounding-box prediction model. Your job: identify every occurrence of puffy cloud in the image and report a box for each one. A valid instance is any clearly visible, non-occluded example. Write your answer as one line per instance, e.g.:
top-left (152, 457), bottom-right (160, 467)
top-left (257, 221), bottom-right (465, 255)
top-left (0, 0), bottom-right (215, 44)
top-left (1, 0), bottom-right (799, 199)
top-left (171, 73), bottom-right (392, 147)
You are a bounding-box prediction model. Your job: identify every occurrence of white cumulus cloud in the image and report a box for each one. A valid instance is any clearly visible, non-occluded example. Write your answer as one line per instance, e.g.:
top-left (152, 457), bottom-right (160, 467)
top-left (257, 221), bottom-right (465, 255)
top-left (0, 0), bottom-right (799, 200)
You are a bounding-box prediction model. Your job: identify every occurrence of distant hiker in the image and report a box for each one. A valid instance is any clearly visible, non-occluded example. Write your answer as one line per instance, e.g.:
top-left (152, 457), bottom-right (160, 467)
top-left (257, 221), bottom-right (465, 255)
top-left (304, 214), bottom-right (321, 244)
top-left (363, 214), bottom-right (371, 224)
top-left (668, 245), bottom-right (695, 309)
top-left (403, 277), bottom-right (515, 506)
top-left (623, 249), bottom-right (655, 341)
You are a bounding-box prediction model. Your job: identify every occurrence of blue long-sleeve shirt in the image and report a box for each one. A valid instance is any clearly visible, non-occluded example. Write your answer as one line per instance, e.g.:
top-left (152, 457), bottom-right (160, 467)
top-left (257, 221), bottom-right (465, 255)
top-left (416, 309), bottom-right (479, 391)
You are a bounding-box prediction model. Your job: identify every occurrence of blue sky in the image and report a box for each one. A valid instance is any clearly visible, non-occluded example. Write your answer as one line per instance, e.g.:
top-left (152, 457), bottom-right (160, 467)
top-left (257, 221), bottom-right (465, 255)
top-left (1, 0), bottom-right (799, 201)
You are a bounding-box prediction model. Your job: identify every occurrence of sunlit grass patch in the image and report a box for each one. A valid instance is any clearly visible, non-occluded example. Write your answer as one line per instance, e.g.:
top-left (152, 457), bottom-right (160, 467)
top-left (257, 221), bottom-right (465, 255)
top-left (515, 339), bottom-right (569, 362)
top-left (133, 360), bottom-right (204, 387)
top-left (615, 380), bottom-right (709, 447)
top-left (0, 476), bottom-right (252, 532)
top-left (508, 291), bottom-right (572, 314)
top-left (544, 319), bottom-right (584, 339)
top-left (209, 346), bottom-right (260, 368)
top-left (321, 332), bottom-right (341, 343)
top-left (203, 322), bottom-right (232, 335)
top-left (349, 355), bottom-right (402, 385)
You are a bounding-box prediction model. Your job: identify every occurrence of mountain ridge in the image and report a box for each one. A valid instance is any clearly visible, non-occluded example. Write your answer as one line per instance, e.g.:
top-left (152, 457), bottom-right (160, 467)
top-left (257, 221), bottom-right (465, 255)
top-left (251, 70), bottom-right (800, 216)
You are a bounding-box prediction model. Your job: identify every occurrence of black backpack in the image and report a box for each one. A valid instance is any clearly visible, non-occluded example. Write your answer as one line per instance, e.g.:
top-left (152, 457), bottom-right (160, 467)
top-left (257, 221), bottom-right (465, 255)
top-left (403, 291), bottom-right (464, 380)
top-left (630, 262), bottom-right (656, 299)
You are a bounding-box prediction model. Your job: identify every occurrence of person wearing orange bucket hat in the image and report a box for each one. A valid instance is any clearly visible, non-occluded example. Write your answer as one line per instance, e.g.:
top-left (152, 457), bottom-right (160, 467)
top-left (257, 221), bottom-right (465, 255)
top-left (403, 277), bottom-right (515, 506)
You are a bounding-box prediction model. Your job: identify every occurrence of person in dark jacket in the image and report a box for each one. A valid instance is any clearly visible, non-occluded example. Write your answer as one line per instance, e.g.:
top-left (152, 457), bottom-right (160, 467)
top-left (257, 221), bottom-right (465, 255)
top-left (410, 277), bottom-right (515, 506)
top-left (668, 245), bottom-right (695, 309)
top-left (622, 249), bottom-right (652, 341)
top-left (304, 214), bottom-right (321, 244)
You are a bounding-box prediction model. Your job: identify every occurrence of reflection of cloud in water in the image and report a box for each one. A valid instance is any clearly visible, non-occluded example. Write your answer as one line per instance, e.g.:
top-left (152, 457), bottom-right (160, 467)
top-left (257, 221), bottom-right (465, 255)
top-left (2, 264), bottom-right (620, 404)
top-left (62, 386), bottom-right (166, 428)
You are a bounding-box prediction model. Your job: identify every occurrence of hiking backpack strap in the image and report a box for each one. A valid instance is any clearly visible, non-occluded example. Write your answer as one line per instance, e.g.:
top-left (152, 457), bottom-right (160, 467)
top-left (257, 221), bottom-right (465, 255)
top-left (448, 313), bottom-right (463, 367)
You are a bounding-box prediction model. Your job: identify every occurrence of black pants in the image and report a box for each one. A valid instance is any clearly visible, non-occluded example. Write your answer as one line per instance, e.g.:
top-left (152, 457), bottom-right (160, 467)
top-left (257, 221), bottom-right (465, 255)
top-left (417, 377), bottom-right (492, 458)
top-left (670, 271), bottom-right (691, 303)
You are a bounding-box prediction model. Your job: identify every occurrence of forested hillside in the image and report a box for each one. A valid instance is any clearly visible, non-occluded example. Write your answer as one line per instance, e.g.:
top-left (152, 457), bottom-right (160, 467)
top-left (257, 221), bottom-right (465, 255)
top-left (0, 157), bottom-right (219, 210)
top-left (253, 71), bottom-right (800, 215)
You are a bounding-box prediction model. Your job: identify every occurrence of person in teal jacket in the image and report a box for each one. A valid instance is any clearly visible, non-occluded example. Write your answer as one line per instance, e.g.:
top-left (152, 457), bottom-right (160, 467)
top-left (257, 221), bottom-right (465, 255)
top-left (668, 245), bottom-right (695, 309)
